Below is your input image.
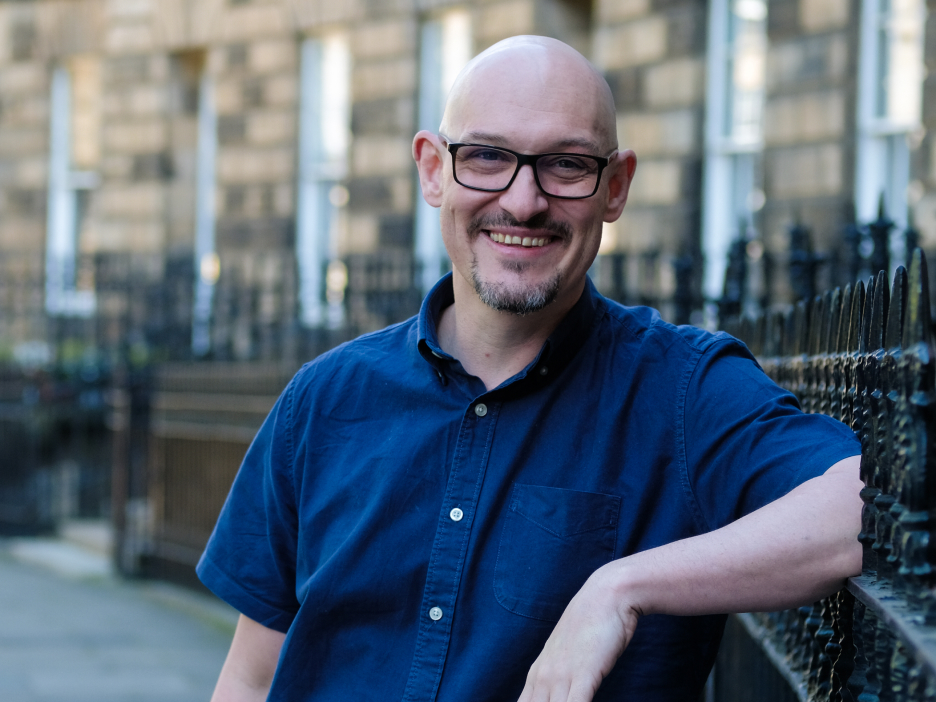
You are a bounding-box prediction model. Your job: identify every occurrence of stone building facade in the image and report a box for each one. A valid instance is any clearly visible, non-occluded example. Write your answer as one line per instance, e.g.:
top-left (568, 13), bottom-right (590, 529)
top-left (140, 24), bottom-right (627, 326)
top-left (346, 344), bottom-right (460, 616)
top-left (0, 0), bottom-right (932, 361)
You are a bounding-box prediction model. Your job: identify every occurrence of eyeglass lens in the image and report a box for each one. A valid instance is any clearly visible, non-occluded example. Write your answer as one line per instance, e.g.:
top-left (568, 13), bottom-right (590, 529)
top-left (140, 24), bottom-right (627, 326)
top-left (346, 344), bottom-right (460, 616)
top-left (453, 146), bottom-right (601, 198)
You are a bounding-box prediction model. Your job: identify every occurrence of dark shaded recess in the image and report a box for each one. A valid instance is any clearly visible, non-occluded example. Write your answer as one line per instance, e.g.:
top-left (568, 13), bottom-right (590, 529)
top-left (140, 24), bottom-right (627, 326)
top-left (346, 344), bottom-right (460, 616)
top-left (216, 216), bottom-right (294, 248)
top-left (243, 77), bottom-right (264, 108)
top-left (767, 0), bottom-right (800, 41)
top-left (5, 188), bottom-right (45, 217)
top-left (605, 67), bottom-right (643, 111)
top-left (218, 114), bottom-right (246, 145)
top-left (379, 214), bottom-right (414, 247)
top-left (260, 185), bottom-right (276, 215)
top-left (348, 177), bottom-right (393, 210)
top-left (921, 80), bottom-right (936, 127)
top-left (225, 185), bottom-right (247, 215)
top-left (132, 152), bottom-right (174, 181)
top-left (680, 157), bottom-right (704, 201)
top-left (139, 556), bottom-right (213, 594)
top-left (667, 4), bottom-right (707, 57)
top-left (714, 616), bottom-right (800, 702)
top-left (169, 51), bottom-right (204, 115)
top-left (108, 55), bottom-right (150, 85)
top-left (11, 19), bottom-right (36, 62)
top-left (650, 0), bottom-right (699, 11)
top-left (227, 43), bottom-right (249, 69)
top-left (352, 98), bottom-right (412, 135)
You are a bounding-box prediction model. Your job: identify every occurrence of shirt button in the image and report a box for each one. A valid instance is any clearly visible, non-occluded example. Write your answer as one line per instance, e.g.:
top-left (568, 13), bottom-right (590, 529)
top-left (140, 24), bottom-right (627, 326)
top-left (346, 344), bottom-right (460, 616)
top-left (450, 507), bottom-right (464, 522)
top-left (539, 366), bottom-right (549, 376)
top-left (475, 403), bottom-right (487, 417)
top-left (429, 606), bottom-right (443, 621)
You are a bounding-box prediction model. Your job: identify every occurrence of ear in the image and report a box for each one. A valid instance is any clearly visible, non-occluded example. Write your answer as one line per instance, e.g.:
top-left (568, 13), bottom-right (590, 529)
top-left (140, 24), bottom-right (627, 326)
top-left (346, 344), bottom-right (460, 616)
top-left (602, 149), bottom-right (637, 223)
top-left (413, 130), bottom-right (447, 208)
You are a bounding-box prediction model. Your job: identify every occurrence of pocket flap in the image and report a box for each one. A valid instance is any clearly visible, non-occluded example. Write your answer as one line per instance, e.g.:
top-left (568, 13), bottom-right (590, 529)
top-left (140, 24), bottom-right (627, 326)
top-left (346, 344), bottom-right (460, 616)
top-left (511, 483), bottom-right (620, 539)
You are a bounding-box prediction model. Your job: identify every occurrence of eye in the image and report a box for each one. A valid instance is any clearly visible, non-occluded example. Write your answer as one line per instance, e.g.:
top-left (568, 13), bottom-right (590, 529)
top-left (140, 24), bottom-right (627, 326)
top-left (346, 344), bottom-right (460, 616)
top-left (543, 155), bottom-right (592, 171)
top-left (461, 147), bottom-right (511, 163)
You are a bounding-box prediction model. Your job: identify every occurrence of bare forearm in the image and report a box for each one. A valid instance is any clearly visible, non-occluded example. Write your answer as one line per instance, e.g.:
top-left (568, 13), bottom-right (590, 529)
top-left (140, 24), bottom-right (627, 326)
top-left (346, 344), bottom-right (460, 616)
top-left (608, 455), bottom-right (863, 619)
top-left (518, 456), bottom-right (863, 702)
top-left (211, 614), bottom-right (285, 702)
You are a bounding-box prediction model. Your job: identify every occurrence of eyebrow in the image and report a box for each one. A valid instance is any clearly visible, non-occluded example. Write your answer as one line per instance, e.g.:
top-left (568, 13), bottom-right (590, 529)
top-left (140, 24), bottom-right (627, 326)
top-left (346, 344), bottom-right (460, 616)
top-left (455, 131), bottom-right (605, 155)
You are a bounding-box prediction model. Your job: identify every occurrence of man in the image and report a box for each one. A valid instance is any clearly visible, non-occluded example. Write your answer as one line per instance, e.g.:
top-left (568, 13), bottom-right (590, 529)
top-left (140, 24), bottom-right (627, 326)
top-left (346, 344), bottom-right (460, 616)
top-left (199, 36), bottom-right (862, 701)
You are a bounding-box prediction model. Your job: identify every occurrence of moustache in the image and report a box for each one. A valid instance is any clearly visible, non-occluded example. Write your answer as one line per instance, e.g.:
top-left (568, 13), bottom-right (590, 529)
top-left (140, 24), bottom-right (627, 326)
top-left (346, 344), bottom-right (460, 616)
top-left (467, 212), bottom-right (573, 240)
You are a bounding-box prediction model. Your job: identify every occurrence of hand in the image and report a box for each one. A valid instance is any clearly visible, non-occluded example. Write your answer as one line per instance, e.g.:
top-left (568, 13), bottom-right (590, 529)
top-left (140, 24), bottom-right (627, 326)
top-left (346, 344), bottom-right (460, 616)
top-left (517, 564), bottom-right (640, 702)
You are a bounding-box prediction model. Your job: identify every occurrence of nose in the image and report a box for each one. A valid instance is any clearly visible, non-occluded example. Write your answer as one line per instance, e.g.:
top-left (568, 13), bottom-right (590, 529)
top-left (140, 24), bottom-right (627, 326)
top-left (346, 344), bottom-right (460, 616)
top-left (497, 164), bottom-right (549, 223)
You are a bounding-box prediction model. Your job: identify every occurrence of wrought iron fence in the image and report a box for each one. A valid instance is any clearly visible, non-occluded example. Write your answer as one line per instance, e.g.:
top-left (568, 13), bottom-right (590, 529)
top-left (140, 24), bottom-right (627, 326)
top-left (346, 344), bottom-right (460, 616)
top-left (715, 248), bottom-right (936, 701)
top-left (0, 362), bottom-right (111, 534)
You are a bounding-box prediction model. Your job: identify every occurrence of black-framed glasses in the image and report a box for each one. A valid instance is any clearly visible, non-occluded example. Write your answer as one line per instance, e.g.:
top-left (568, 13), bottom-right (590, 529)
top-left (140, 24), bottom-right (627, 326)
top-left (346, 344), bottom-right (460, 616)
top-left (446, 143), bottom-right (610, 200)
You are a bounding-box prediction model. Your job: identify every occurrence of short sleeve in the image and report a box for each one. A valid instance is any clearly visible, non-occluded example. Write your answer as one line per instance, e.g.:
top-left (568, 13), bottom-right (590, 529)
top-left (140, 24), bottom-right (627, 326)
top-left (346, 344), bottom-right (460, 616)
top-left (683, 337), bottom-right (860, 531)
top-left (196, 379), bottom-right (300, 633)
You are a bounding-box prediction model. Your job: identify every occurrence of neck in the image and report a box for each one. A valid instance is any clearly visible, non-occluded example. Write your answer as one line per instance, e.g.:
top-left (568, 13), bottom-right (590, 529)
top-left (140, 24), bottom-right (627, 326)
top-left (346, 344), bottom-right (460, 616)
top-left (437, 273), bottom-right (583, 391)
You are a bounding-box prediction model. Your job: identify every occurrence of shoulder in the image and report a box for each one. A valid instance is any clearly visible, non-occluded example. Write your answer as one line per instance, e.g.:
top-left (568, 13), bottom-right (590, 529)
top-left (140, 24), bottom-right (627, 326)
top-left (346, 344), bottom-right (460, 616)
top-left (286, 315), bottom-right (422, 406)
top-left (597, 297), bottom-right (748, 364)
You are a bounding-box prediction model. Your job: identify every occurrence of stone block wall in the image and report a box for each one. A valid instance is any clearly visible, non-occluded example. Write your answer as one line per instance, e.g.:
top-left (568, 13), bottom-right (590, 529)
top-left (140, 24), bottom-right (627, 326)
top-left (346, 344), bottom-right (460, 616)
top-left (1, 0), bottom-right (935, 351)
top-left (594, 0), bottom-right (706, 308)
top-left (912, 0), bottom-right (936, 250)
top-left (760, 0), bottom-right (859, 297)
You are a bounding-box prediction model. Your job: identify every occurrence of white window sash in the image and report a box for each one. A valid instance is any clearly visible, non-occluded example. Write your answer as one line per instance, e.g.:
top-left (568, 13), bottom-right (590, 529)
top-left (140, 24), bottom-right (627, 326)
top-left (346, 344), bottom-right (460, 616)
top-left (191, 71), bottom-right (218, 357)
top-left (45, 66), bottom-right (96, 318)
top-left (296, 35), bottom-right (350, 329)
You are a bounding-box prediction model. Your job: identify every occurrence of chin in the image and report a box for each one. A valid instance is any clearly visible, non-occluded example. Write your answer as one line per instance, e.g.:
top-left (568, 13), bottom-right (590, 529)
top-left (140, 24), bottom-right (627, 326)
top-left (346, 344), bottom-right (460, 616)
top-left (471, 268), bottom-right (562, 316)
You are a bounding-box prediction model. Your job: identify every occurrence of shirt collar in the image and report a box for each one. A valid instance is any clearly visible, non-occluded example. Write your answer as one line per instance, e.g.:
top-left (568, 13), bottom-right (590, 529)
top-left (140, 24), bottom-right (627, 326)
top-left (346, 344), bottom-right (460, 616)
top-left (417, 273), bottom-right (604, 387)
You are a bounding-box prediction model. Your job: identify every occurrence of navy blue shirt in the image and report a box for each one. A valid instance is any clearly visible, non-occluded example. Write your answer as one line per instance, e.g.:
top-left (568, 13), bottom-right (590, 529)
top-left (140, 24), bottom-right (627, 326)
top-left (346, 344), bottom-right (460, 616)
top-left (198, 275), bottom-right (859, 701)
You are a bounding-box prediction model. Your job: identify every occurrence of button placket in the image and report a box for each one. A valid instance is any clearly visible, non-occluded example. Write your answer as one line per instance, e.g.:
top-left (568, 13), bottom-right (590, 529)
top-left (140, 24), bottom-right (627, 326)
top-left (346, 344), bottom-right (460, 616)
top-left (401, 401), bottom-right (499, 702)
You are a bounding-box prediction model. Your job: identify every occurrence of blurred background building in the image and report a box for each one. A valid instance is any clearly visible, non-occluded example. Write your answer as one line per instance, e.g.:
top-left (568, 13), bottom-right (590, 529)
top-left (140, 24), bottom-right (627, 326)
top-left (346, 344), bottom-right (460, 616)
top-left (0, 0), bottom-right (932, 576)
top-left (0, 0), bottom-right (933, 358)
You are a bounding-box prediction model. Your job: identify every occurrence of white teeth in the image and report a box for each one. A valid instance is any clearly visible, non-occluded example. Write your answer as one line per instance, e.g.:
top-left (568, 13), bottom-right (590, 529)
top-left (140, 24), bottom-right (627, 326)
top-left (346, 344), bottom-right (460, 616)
top-left (488, 232), bottom-right (550, 247)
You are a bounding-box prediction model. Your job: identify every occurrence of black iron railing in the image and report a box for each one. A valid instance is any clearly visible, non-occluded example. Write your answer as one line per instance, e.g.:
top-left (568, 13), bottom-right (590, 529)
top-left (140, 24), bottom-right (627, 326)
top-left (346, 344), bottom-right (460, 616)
top-left (716, 249), bottom-right (936, 701)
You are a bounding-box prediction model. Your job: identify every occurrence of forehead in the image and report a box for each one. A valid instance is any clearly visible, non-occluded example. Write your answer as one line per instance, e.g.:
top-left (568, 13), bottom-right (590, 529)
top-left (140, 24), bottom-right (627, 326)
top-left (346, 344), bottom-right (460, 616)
top-left (445, 52), bottom-right (610, 154)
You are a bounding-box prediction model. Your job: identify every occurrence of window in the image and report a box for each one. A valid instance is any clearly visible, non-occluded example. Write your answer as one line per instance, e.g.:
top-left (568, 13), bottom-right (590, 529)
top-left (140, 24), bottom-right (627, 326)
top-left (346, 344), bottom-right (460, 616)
top-left (296, 33), bottom-right (351, 328)
top-left (701, 0), bottom-right (767, 306)
top-left (415, 9), bottom-right (472, 294)
top-left (172, 51), bottom-right (219, 357)
top-left (855, 0), bottom-right (926, 264)
top-left (45, 56), bottom-right (101, 317)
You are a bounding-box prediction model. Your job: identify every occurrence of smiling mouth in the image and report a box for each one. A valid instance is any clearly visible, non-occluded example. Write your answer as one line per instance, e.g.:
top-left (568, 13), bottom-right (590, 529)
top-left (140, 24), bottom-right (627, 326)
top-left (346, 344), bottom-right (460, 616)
top-left (486, 232), bottom-right (552, 248)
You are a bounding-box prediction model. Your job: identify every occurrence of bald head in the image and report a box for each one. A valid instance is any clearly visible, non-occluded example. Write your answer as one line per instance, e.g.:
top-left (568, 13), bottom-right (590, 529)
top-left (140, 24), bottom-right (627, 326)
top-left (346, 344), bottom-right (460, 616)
top-left (440, 36), bottom-right (618, 153)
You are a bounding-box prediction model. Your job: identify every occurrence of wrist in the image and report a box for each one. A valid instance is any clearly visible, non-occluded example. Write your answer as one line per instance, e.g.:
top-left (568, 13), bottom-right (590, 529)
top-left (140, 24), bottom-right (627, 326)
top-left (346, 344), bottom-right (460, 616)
top-left (594, 557), bottom-right (647, 626)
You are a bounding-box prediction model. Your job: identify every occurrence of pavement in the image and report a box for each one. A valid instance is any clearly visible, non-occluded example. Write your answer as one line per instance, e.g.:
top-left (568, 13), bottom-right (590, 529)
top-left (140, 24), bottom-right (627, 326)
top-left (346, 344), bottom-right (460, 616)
top-left (0, 525), bottom-right (237, 702)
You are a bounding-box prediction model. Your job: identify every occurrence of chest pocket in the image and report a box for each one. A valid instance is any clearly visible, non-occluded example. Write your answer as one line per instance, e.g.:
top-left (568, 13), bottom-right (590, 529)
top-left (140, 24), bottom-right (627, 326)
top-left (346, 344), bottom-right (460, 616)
top-left (494, 483), bottom-right (621, 622)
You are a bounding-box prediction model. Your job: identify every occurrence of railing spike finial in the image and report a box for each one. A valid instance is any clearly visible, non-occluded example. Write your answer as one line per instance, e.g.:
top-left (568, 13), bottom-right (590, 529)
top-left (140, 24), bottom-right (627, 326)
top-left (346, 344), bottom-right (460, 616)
top-left (903, 249), bottom-right (931, 350)
top-left (849, 280), bottom-right (865, 354)
top-left (810, 295), bottom-right (825, 357)
top-left (860, 276), bottom-right (876, 354)
top-left (795, 299), bottom-right (809, 357)
top-left (836, 285), bottom-right (850, 355)
top-left (826, 288), bottom-right (841, 355)
top-left (905, 211), bottom-right (921, 259)
top-left (868, 202), bottom-right (894, 277)
top-left (870, 270), bottom-right (889, 353)
top-left (886, 267), bottom-right (908, 351)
